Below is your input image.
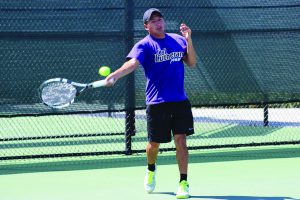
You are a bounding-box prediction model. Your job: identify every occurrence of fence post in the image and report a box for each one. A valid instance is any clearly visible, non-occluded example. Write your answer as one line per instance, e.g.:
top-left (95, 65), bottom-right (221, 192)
top-left (263, 103), bottom-right (269, 127)
top-left (124, 0), bottom-right (136, 155)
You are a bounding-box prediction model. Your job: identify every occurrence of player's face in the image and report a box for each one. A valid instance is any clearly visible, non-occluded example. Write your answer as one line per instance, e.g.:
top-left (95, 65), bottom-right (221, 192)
top-left (144, 15), bottom-right (165, 38)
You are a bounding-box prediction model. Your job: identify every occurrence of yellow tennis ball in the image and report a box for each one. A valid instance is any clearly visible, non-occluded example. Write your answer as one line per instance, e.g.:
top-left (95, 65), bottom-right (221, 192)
top-left (98, 66), bottom-right (111, 77)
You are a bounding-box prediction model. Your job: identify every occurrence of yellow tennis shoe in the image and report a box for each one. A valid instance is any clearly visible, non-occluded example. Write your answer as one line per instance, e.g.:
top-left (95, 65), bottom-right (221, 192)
top-left (176, 180), bottom-right (190, 199)
top-left (144, 170), bottom-right (156, 193)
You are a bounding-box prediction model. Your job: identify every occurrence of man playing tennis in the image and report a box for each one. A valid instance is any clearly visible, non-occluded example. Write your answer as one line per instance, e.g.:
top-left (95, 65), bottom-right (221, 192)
top-left (106, 8), bottom-right (196, 199)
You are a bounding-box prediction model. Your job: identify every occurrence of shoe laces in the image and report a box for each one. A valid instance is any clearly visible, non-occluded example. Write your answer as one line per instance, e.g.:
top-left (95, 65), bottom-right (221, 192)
top-left (147, 171), bottom-right (155, 184)
top-left (179, 180), bottom-right (189, 192)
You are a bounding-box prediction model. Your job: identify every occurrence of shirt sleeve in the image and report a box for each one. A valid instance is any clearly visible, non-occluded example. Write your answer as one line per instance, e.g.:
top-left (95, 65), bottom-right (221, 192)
top-left (126, 42), bottom-right (145, 66)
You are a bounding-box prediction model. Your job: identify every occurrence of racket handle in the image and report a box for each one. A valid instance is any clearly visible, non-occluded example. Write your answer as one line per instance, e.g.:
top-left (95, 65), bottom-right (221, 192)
top-left (90, 78), bottom-right (115, 88)
top-left (91, 80), bottom-right (107, 88)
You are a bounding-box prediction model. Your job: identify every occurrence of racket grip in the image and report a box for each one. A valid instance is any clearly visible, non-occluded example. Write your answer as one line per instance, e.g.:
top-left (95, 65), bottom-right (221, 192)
top-left (90, 78), bottom-right (115, 88)
top-left (91, 80), bottom-right (107, 88)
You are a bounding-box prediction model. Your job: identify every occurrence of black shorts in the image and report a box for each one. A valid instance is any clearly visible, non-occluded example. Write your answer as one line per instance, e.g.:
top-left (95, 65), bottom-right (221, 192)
top-left (146, 99), bottom-right (194, 143)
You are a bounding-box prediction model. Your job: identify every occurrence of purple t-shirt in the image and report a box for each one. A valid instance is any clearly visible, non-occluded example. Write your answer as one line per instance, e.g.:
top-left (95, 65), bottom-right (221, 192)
top-left (127, 33), bottom-right (188, 105)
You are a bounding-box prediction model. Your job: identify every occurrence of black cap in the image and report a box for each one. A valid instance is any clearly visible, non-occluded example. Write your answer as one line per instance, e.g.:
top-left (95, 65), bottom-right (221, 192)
top-left (143, 8), bottom-right (163, 23)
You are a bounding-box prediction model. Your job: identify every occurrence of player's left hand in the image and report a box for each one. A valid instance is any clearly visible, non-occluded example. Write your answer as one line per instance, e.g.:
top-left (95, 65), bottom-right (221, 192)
top-left (180, 23), bottom-right (192, 41)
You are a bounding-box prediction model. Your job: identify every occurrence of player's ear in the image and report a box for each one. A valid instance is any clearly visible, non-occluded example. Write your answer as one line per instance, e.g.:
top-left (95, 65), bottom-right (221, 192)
top-left (144, 23), bottom-right (149, 31)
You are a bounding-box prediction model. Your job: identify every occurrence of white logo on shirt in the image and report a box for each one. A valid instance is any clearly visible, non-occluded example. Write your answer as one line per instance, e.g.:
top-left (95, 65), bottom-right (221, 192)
top-left (154, 48), bottom-right (184, 63)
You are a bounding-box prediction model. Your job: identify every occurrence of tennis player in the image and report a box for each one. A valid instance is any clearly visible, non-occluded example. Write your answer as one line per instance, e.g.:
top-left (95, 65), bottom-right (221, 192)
top-left (106, 8), bottom-right (196, 199)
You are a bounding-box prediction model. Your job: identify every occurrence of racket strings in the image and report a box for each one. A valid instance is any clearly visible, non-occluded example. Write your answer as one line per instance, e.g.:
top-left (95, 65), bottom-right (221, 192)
top-left (41, 82), bottom-right (76, 108)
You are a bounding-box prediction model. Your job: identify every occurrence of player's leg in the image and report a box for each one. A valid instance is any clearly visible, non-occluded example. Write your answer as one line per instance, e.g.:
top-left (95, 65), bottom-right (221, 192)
top-left (172, 100), bottom-right (194, 178)
top-left (144, 102), bottom-right (172, 193)
top-left (174, 134), bottom-right (190, 199)
top-left (146, 141), bottom-right (160, 169)
top-left (144, 141), bottom-right (159, 193)
top-left (171, 100), bottom-right (194, 199)
top-left (174, 134), bottom-right (188, 179)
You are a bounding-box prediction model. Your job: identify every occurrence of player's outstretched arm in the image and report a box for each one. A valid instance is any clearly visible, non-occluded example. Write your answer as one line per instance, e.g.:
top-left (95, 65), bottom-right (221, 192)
top-left (105, 58), bottom-right (140, 86)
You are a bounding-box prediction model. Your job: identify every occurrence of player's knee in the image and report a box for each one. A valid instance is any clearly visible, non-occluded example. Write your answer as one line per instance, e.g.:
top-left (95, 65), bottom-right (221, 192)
top-left (174, 134), bottom-right (186, 142)
top-left (174, 135), bottom-right (187, 148)
top-left (148, 141), bottom-right (160, 149)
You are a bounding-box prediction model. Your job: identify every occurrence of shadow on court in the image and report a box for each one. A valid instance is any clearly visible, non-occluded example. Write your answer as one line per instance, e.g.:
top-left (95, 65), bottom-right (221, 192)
top-left (153, 192), bottom-right (295, 200)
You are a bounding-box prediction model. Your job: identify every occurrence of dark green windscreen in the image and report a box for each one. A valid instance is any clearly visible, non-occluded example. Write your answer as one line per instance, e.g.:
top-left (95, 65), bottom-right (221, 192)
top-left (0, 0), bottom-right (299, 115)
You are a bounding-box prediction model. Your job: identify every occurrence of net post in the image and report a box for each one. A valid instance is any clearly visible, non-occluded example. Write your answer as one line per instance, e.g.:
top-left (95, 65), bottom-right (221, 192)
top-left (263, 102), bottom-right (269, 127)
top-left (124, 0), bottom-right (135, 155)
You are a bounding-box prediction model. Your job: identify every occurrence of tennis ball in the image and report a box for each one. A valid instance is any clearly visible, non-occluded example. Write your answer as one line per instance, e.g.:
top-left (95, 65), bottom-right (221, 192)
top-left (98, 66), bottom-right (111, 77)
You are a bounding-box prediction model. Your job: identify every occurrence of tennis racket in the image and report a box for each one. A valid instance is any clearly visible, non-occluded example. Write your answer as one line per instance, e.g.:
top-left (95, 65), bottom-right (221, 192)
top-left (39, 78), bottom-right (113, 109)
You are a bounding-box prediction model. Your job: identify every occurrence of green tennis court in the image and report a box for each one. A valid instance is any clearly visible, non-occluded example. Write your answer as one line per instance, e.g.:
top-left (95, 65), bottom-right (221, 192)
top-left (1, 112), bottom-right (300, 199)
top-left (1, 146), bottom-right (300, 200)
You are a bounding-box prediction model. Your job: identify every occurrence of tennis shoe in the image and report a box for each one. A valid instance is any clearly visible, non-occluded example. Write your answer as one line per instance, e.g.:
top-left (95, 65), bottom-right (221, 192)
top-left (176, 180), bottom-right (190, 199)
top-left (144, 169), bottom-right (156, 193)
